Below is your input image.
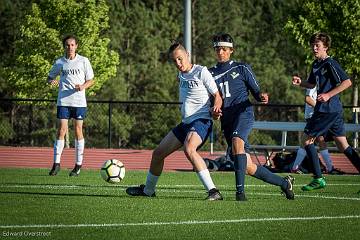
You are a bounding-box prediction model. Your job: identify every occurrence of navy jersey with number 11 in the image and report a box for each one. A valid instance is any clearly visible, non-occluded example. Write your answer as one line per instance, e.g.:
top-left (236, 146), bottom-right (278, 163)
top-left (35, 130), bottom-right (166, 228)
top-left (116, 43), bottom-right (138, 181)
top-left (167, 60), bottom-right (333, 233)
top-left (209, 60), bottom-right (262, 110)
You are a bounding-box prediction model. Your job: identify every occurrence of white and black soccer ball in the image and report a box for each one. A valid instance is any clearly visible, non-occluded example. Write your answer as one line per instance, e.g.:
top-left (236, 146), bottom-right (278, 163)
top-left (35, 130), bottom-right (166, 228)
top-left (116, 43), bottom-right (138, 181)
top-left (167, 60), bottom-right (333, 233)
top-left (100, 159), bottom-right (125, 183)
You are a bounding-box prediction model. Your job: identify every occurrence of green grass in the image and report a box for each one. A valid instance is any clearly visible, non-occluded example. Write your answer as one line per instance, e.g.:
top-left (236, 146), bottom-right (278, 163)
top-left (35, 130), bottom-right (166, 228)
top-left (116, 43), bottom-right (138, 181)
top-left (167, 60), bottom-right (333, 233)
top-left (0, 168), bottom-right (359, 240)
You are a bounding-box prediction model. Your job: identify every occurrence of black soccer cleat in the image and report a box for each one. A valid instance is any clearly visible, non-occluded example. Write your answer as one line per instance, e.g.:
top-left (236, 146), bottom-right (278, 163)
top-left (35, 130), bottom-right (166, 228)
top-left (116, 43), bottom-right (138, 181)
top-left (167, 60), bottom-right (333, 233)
top-left (205, 188), bottom-right (223, 201)
top-left (69, 164), bottom-right (82, 177)
top-left (281, 175), bottom-right (295, 200)
top-left (235, 191), bottom-right (247, 201)
top-left (328, 167), bottom-right (345, 175)
top-left (49, 163), bottom-right (60, 176)
top-left (126, 184), bottom-right (156, 197)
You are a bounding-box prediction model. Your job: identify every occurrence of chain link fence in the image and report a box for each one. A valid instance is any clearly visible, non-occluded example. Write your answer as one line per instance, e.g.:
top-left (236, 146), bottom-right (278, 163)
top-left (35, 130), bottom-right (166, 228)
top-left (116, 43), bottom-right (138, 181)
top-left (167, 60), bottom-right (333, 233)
top-left (0, 99), bottom-right (358, 151)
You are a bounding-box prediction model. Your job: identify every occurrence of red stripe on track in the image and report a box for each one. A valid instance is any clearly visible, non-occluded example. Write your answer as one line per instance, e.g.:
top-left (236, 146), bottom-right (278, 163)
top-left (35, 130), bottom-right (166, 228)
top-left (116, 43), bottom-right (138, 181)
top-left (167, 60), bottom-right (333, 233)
top-left (0, 146), bottom-right (358, 174)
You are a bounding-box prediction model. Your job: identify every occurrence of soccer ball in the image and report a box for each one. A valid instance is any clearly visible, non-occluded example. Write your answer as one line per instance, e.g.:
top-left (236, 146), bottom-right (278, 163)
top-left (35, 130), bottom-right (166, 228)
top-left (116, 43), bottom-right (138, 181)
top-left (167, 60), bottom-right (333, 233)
top-left (100, 159), bottom-right (125, 183)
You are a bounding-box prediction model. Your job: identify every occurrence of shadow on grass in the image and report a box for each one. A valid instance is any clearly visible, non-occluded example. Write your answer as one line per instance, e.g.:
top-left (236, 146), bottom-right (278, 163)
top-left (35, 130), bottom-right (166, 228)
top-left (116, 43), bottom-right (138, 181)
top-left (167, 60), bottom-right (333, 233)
top-left (0, 190), bottom-right (203, 201)
top-left (0, 190), bottom-right (126, 198)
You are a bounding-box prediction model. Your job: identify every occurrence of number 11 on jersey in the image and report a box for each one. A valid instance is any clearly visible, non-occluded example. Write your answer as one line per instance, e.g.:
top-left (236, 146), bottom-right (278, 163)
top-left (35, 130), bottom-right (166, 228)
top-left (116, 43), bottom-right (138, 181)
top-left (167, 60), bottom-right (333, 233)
top-left (219, 81), bottom-right (231, 98)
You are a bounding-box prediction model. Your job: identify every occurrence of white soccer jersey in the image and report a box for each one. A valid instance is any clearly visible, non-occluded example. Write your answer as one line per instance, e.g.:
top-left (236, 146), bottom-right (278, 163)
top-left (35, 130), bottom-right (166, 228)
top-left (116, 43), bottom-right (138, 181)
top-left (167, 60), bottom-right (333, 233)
top-left (304, 87), bottom-right (317, 120)
top-left (48, 54), bottom-right (94, 107)
top-left (178, 64), bottom-right (218, 124)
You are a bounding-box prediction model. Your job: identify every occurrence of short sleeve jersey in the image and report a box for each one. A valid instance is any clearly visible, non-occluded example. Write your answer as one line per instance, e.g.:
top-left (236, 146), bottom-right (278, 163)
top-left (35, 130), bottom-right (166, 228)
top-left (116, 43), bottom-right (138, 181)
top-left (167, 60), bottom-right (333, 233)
top-left (48, 54), bottom-right (94, 107)
top-left (304, 87), bottom-right (317, 120)
top-left (307, 57), bottom-right (349, 113)
top-left (178, 64), bottom-right (218, 124)
top-left (209, 61), bottom-right (262, 109)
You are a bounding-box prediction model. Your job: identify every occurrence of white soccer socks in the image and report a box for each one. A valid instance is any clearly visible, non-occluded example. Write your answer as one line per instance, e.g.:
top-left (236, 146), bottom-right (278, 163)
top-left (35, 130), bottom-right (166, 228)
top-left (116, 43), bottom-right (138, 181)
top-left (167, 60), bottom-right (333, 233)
top-left (53, 139), bottom-right (65, 163)
top-left (197, 169), bottom-right (216, 192)
top-left (75, 139), bottom-right (85, 166)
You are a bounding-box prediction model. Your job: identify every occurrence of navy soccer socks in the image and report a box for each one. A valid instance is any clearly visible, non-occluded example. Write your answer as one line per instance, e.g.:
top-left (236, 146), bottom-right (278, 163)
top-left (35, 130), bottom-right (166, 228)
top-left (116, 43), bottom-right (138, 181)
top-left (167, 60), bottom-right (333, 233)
top-left (344, 146), bottom-right (360, 173)
top-left (305, 144), bottom-right (322, 178)
top-left (233, 154), bottom-right (247, 193)
top-left (253, 165), bottom-right (287, 189)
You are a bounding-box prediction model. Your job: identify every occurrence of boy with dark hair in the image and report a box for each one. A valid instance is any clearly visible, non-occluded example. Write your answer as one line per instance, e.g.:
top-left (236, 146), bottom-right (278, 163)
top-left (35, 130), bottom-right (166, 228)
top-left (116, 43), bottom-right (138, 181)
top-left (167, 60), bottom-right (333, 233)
top-left (209, 33), bottom-right (295, 201)
top-left (292, 32), bottom-right (360, 191)
top-left (48, 34), bottom-right (94, 176)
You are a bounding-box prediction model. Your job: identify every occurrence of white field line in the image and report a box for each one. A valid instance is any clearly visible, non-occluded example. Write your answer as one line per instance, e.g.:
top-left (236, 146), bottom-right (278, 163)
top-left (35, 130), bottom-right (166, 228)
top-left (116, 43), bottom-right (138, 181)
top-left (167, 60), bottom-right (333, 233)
top-left (1, 184), bottom-right (360, 201)
top-left (0, 215), bottom-right (359, 229)
top-left (1, 183), bottom-right (360, 190)
top-left (155, 189), bottom-right (360, 201)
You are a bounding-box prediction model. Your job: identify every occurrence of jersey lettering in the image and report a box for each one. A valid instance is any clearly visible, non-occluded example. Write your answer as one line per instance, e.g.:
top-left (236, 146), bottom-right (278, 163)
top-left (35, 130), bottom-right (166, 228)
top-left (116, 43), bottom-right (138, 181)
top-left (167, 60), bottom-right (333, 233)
top-left (61, 68), bottom-right (81, 76)
top-left (179, 80), bottom-right (199, 89)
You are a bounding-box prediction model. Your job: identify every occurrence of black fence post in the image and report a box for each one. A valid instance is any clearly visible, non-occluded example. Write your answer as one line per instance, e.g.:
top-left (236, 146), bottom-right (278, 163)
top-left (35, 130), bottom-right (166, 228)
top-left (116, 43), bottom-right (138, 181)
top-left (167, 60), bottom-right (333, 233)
top-left (108, 102), bottom-right (112, 149)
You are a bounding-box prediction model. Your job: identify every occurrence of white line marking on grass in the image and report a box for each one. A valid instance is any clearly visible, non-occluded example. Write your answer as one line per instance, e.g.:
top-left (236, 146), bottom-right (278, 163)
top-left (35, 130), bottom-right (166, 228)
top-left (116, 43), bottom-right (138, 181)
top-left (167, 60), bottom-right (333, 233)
top-left (1, 215), bottom-right (359, 229)
top-left (158, 183), bottom-right (360, 188)
top-left (248, 192), bottom-right (360, 201)
top-left (156, 189), bottom-right (360, 201)
top-left (1, 183), bottom-right (360, 190)
top-left (1, 184), bottom-right (359, 201)
top-left (0, 184), bottom-right (122, 189)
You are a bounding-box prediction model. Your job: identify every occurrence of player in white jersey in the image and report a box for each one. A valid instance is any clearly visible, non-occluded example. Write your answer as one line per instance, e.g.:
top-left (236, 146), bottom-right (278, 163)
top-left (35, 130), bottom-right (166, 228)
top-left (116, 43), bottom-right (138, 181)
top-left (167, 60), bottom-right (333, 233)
top-left (48, 34), bottom-right (94, 177)
top-left (126, 42), bottom-right (224, 200)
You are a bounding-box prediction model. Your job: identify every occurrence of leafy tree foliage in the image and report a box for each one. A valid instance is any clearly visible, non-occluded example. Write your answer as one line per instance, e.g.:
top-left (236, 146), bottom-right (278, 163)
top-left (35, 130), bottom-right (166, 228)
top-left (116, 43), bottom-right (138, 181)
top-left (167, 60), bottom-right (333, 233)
top-left (4, 0), bottom-right (119, 99)
top-left (1, 0), bottom-right (358, 148)
top-left (285, 0), bottom-right (360, 106)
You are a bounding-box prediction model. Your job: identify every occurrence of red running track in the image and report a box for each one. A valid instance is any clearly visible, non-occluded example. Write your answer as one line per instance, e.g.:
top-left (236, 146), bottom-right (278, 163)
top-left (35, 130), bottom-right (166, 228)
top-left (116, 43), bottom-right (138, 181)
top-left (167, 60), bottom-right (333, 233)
top-left (0, 146), bottom-right (358, 174)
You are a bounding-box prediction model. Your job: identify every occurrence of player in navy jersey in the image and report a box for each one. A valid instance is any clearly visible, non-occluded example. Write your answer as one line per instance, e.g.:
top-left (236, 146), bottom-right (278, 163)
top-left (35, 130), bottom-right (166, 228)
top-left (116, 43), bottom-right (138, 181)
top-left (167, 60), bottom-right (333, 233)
top-left (292, 32), bottom-right (360, 191)
top-left (126, 42), bottom-right (224, 200)
top-left (209, 33), bottom-right (294, 201)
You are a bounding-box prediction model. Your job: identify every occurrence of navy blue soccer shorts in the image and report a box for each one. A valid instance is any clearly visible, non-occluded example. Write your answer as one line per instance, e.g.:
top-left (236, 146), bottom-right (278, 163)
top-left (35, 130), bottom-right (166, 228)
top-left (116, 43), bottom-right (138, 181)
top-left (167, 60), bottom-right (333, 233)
top-left (305, 118), bottom-right (334, 142)
top-left (222, 107), bottom-right (253, 152)
top-left (304, 111), bottom-right (345, 139)
top-left (57, 106), bottom-right (87, 120)
top-left (172, 118), bottom-right (212, 146)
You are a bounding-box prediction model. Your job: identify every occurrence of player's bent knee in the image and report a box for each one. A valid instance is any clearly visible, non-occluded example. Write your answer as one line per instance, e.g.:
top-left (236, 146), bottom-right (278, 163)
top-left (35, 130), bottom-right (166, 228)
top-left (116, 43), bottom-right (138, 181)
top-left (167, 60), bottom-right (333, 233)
top-left (183, 146), bottom-right (197, 158)
top-left (246, 161), bottom-right (257, 175)
top-left (152, 147), bottom-right (167, 162)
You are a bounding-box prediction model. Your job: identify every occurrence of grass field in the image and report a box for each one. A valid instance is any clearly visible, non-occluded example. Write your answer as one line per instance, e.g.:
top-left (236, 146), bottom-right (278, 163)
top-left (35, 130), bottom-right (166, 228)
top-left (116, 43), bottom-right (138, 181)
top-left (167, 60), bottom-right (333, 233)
top-left (0, 168), bottom-right (359, 240)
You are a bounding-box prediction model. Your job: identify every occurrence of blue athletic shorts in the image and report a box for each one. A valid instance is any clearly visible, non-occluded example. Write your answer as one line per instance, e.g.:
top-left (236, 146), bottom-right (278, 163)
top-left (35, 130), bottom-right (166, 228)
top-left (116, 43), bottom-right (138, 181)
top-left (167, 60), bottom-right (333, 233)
top-left (222, 107), bottom-right (253, 151)
top-left (172, 118), bottom-right (212, 146)
top-left (304, 111), bottom-right (345, 138)
top-left (305, 118), bottom-right (334, 142)
top-left (57, 106), bottom-right (87, 120)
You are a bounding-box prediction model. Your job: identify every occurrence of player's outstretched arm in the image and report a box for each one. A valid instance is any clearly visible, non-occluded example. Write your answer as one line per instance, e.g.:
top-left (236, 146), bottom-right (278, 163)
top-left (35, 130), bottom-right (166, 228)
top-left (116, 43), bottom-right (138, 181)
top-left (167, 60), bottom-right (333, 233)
top-left (75, 79), bottom-right (95, 92)
top-left (211, 91), bottom-right (223, 120)
top-left (292, 76), bottom-right (315, 89)
top-left (47, 76), bottom-right (59, 87)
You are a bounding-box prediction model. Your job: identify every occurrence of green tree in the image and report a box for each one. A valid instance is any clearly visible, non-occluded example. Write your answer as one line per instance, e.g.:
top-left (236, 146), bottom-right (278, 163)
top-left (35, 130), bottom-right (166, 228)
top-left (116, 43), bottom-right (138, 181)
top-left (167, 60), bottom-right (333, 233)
top-left (5, 0), bottom-right (119, 99)
top-left (285, 0), bottom-right (360, 106)
top-left (193, 0), bottom-right (307, 105)
top-left (104, 0), bottom-right (182, 148)
top-left (192, 0), bottom-right (307, 147)
top-left (0, 0), bottom-right (32, 98)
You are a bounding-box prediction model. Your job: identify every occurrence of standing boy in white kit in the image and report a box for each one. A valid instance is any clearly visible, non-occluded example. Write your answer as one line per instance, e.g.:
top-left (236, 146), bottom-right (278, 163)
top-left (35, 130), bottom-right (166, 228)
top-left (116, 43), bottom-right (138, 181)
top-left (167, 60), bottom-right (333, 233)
top-left (48, 34), bottom-right (94, 177)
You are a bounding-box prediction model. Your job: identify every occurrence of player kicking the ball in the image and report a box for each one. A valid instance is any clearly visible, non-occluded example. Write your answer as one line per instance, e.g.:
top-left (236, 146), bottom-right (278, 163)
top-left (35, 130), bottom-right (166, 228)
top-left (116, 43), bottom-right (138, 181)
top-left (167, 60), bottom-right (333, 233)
top-left (209, 33), bottom-right (294, 201)
top-left (126, 42), bottom-right (224, 200)
top-left (48, 34), bottom-right (94, 177)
